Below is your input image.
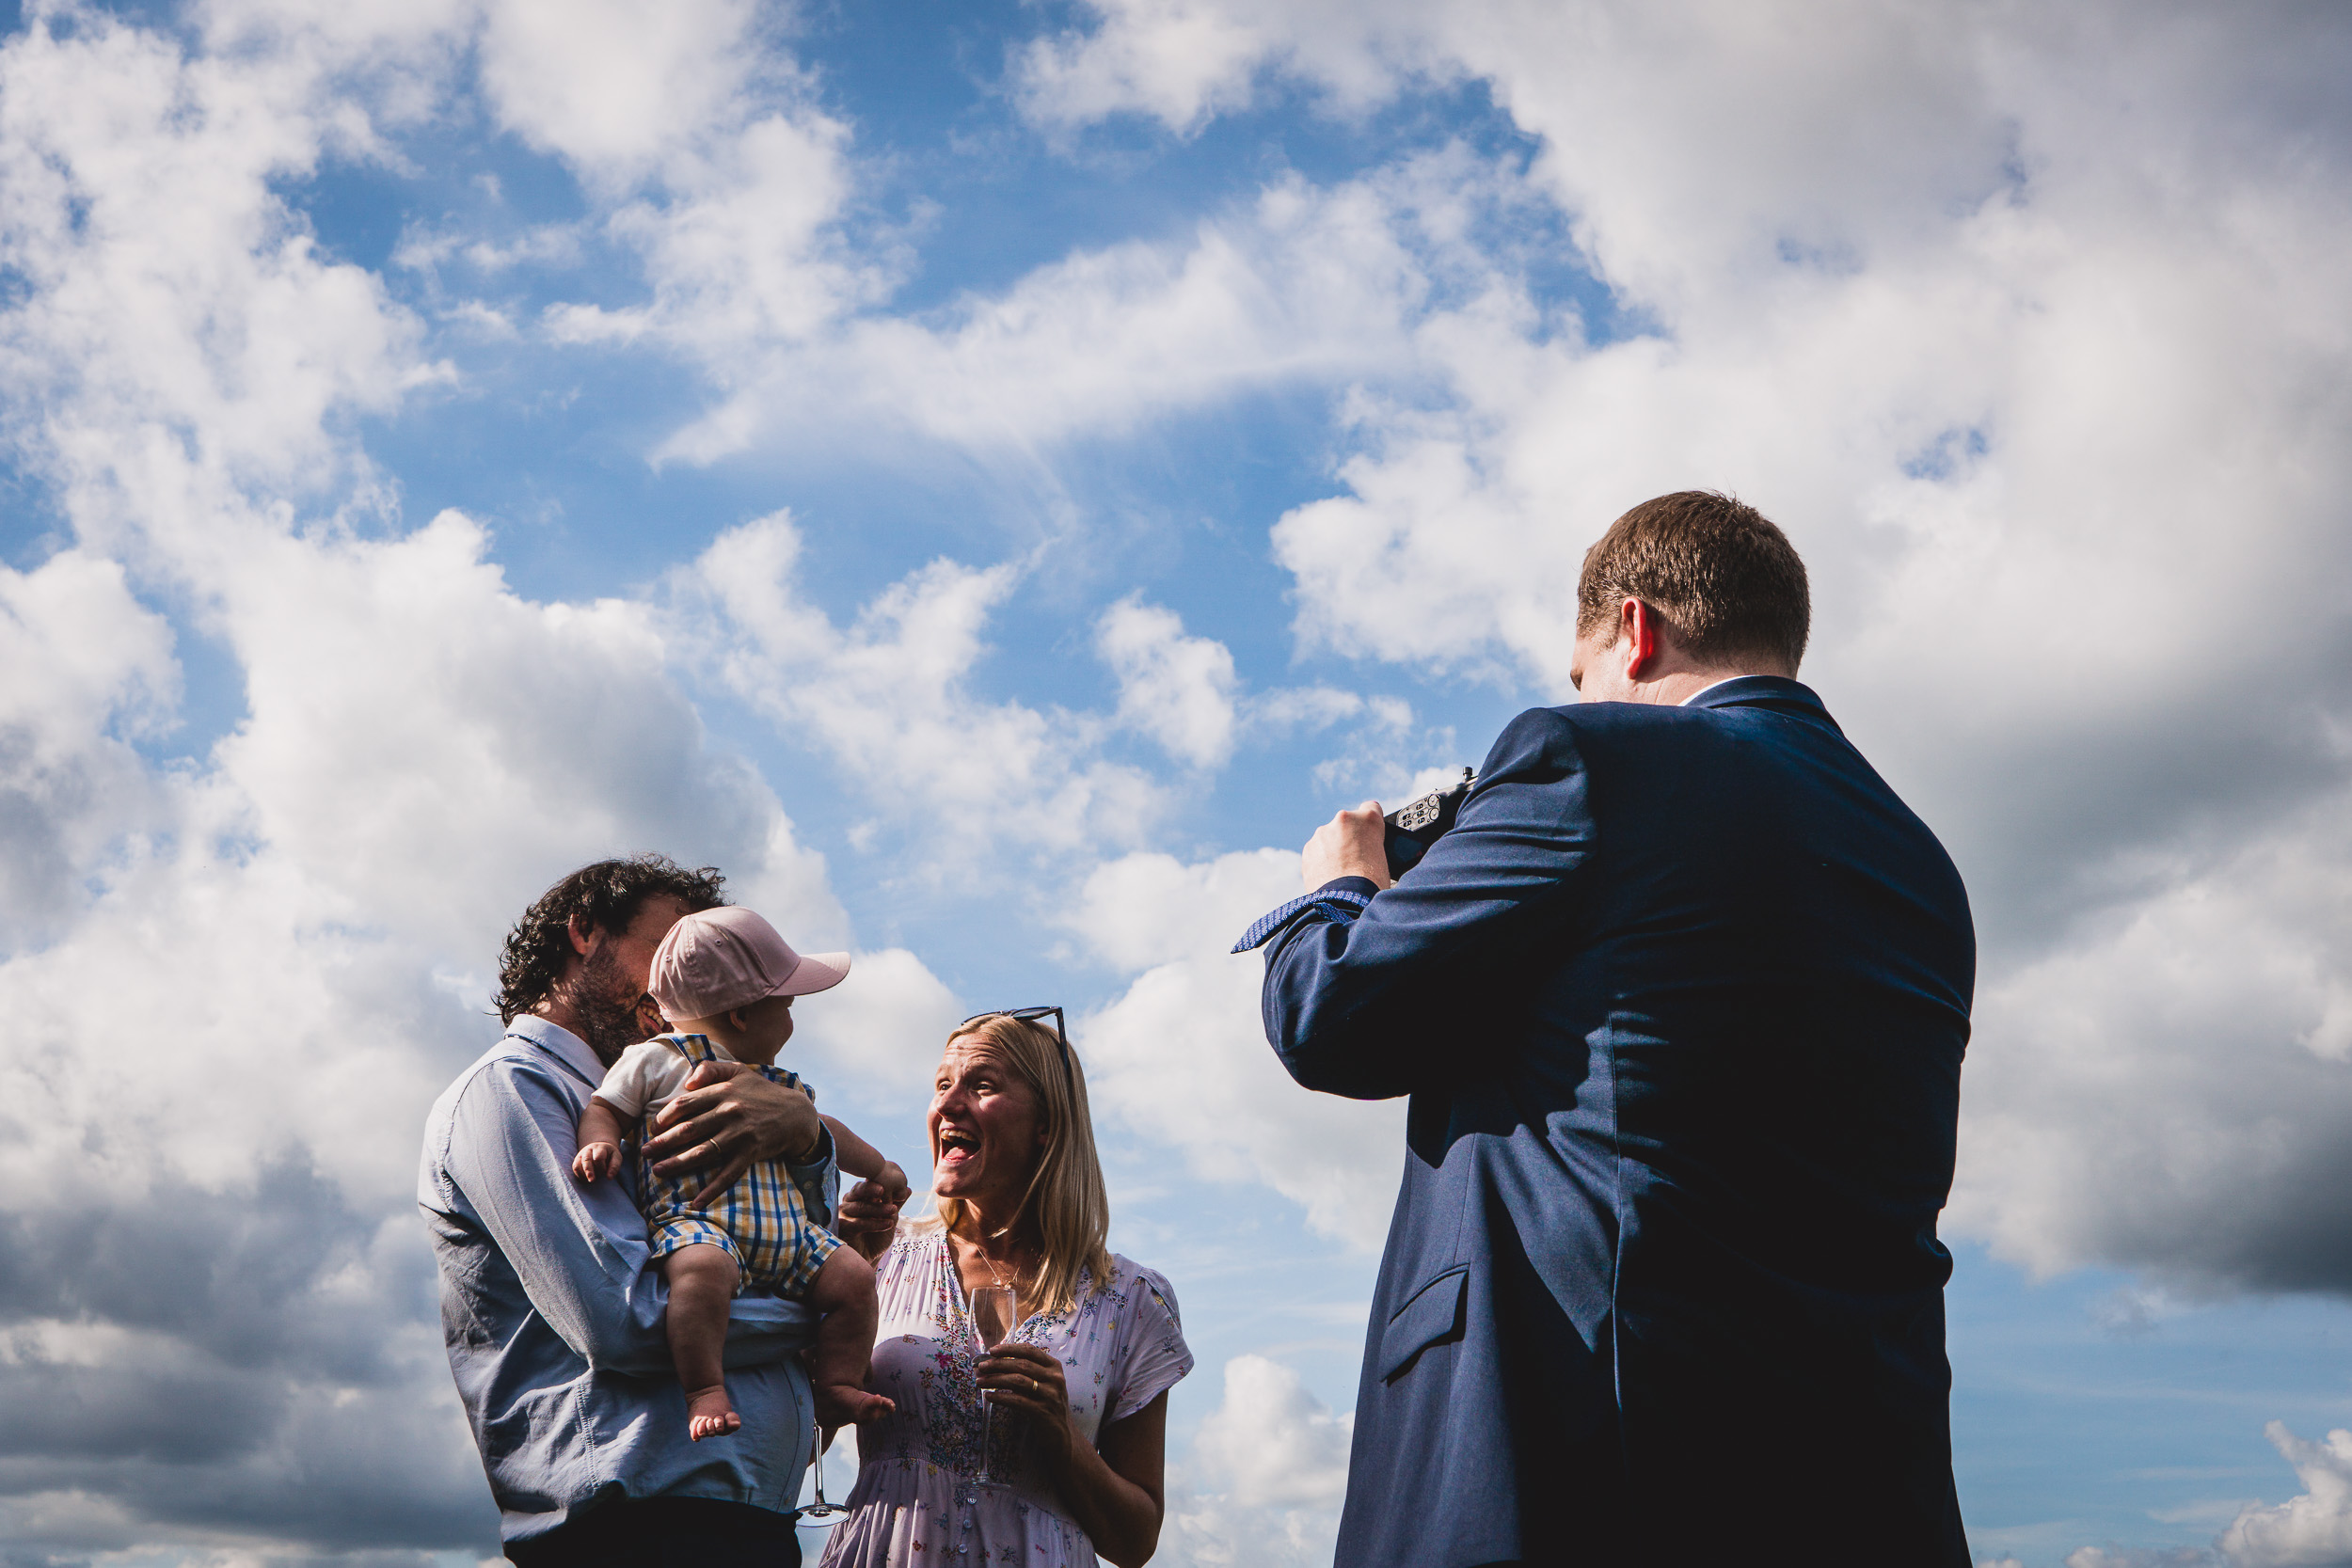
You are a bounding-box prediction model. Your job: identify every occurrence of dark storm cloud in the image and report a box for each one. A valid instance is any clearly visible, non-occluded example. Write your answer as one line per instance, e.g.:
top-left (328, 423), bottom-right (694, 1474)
top-left (0, 1155), bottom-right (498, 1559)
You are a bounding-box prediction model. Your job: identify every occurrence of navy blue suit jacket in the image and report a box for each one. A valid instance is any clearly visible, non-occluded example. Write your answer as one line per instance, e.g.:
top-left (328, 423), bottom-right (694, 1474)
top-left (1246, 679), bottom-right (1975, 1566)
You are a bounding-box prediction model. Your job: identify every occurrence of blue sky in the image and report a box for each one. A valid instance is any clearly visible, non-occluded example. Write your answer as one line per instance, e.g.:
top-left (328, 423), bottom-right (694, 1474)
top-left (2, 2), bottom-right (2350, 1564)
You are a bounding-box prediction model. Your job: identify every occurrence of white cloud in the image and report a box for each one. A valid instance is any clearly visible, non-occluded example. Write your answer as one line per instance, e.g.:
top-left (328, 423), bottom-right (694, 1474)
top-left (1099, 595), bottom-right (1241, 770)
top-left (1014, 0), bottom-right (1279, 135)
top-left (0, 8), bottom-right (443, 526)
top-left (1186, 1354), bottom-right (1352, 1509)
top-left (476, 0), bottom-right (762, 181)
top-left (2031, 1420), bottom-right (2352, 1568)
top-left (674, 512), bottom-right (1167, 867)
top-left (1160, 1354), bottom-right (1350, 1567)
top-left (1012, 0), bottom-right (1422, 135)
top-left (653, 154), bottom-right (1490, 462)
top-left (1096, 596), bottom-right (1387, 774)
top-left (794, 945), bottom-right (967, 1110)
top-left (0, 549), bottom-right (177, 944)
top-left (1073, 847), bottom-right (1406, 1247)
top-left (2219, 1424), bottom-right (2352, 1567)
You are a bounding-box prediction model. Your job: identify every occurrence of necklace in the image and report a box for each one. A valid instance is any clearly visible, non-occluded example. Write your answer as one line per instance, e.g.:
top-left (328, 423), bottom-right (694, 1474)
top-left (955, 1227), bottom-right (1031, 1292)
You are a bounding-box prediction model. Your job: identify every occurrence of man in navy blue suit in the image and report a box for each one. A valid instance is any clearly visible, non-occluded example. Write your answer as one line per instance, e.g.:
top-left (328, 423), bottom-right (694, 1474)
top-left (1236, 493), bottom-right (1975, 1565)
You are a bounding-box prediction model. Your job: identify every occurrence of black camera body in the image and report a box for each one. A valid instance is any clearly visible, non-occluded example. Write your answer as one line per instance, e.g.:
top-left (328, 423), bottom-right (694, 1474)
top-left (1382, 768), bottom-right (1476, 879)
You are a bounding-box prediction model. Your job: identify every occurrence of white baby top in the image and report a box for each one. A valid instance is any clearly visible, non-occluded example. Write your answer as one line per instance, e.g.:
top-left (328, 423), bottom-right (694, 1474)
top-left (593, 1036), bottom-right (802, 1120)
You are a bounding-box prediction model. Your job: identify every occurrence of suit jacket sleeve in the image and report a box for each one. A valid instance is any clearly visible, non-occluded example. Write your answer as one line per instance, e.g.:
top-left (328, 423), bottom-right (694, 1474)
top-left (1260, 706), bottom-right (1598, 1100)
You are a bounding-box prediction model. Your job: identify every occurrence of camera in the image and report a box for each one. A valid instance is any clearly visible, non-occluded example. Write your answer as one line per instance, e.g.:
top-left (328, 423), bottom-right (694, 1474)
top-left (1382, 768), bottom-right (1476, 879)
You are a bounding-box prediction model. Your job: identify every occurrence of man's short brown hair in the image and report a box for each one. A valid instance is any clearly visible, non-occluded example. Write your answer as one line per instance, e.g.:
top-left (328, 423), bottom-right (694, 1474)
top-left (1575, 491), bottom-right (1810, 673)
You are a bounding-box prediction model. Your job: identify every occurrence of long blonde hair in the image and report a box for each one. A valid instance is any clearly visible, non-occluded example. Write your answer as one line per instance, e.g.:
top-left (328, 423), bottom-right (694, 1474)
top-left (924, 1013), bottom-right (1113, 1317)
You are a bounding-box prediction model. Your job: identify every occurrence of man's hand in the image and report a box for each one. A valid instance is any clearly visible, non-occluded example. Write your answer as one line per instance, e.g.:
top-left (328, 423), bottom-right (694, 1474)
top-left (572, 1141), bottom-right (623, 1183)
top-left (835, 1162), bottom-right (911, 1260)
top-left (1303, 802), bottom-right (1393, 892)
top-left (642, 1060), bottom-right (825, 1208)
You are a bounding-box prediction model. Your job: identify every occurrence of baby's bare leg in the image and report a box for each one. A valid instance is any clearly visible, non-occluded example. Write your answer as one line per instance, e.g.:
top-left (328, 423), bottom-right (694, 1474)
top-left (805, 1246), bottom-right (894, 1427)
top-left (661, 1243), bottom-right (741, 1440)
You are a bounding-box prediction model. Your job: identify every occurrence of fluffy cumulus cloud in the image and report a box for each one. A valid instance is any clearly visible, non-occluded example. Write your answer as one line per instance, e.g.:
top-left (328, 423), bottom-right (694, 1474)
top-left (2047, 1423), bottom-right (2352, 1566)
top-left (1072, 848), bottom-right (1406, 1248)
top-left (673, 513), bottom-right (1168, 867)
top-left (0, 549), bottom-right (176, 947)
top-left (1160, 1354), bottom-right (1353, 1567)
top-left (2217, 1423), bottom-right (2352, 1568)
top-left (653, 162), bottom-right (1449, 463)
top-left (1098, 596), bottom-right (1241, 770)
top-left (1096, 596), bottom-right (1375, 773)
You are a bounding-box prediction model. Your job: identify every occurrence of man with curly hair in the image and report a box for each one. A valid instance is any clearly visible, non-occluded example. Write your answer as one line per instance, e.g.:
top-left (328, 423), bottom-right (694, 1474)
top-left (420, 855), bottom-right (899, 1565)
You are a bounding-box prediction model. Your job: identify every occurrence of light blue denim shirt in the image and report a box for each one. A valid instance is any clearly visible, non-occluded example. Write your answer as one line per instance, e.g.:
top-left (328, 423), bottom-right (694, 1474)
top-left (418, 1015), bottom-right (833, 1544)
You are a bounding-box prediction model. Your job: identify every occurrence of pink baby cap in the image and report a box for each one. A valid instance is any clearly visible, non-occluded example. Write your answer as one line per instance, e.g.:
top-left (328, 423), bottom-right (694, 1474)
top-left (647, 906), bottom-right (850, 1022)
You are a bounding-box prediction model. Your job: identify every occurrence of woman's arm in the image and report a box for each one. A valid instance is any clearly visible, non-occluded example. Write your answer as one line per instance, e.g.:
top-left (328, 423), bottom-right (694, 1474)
top-left (980, 1345), bottom-right (1168, 1566)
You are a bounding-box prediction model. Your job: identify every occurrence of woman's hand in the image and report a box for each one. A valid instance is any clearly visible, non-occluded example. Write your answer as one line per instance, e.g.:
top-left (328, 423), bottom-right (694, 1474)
top-left (835, 1162), bottom-right (910, 1260)
top-left (978, 1343), bottom-right (1168, 1567)
top-left (977, 1342), bottom-right (1080, 1464)
top-left (641, 1060), bottom-right (824, 1208)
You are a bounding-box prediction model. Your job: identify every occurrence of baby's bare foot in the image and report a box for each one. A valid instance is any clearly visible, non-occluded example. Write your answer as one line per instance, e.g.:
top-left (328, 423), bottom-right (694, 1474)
top-left (814, 1384), bottom-right (895, 1428)
top-left (684, 1384), bottom-right (740, 1441)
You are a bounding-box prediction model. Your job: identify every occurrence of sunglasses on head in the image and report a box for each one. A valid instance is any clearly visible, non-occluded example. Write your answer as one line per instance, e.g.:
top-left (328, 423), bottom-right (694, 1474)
top-left (961, 1006), bottom-right (1073, 1079)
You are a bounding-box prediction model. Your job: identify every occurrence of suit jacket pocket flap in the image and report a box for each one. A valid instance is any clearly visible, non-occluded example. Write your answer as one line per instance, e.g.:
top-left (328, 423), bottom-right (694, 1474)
top-left (1379, 1265), bottom-right (1469, 1382)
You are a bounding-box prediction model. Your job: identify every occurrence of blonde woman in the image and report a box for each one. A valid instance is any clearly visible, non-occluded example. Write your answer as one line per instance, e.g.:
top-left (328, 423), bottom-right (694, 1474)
top-left (817, 1009), bottom-right (1192, 1568)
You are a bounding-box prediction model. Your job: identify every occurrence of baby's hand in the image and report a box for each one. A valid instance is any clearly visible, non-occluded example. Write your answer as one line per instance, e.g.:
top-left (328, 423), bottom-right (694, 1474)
top-left (573, 1141), bottom-right (623, 1183)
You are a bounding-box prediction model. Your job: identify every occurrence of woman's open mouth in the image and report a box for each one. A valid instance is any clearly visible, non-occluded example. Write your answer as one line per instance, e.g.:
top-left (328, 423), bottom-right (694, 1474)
top-left (935, 1126), bottom-right (979, 1170)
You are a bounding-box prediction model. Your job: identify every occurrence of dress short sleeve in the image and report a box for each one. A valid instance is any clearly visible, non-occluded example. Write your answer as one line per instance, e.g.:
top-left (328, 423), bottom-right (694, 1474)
top-left (1106, 1262), bottom-right (1195, 1424)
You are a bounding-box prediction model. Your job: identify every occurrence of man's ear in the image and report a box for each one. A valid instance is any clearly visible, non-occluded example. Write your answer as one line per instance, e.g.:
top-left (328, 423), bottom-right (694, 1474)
top-left (566, 911), bottom-right (598, 958)
top-left (1622, 597), bottom-right (1662, 680)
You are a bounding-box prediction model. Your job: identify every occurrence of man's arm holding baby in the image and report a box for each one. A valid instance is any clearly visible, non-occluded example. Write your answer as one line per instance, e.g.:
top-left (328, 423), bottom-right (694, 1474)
top-left (445, 1058), bottom-right (820, 1377)
top-left (643, 1059), bottom-right (833, 1200)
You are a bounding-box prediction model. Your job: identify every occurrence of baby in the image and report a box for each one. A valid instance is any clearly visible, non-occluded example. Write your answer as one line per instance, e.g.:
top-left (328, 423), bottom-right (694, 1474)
top-left (572, 905), bottom-right (903, 1439)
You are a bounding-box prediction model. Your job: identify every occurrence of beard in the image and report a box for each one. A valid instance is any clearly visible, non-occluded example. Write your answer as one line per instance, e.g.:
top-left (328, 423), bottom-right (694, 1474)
top-left (569, 946), bottom-right (647, 1069)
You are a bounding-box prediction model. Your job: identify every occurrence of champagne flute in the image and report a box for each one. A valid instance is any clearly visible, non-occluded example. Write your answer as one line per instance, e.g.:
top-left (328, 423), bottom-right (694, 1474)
top-left (969, 1284), bottom-right (1018, 1489)
top-left (794, 1422), bottom-right (843, 1527)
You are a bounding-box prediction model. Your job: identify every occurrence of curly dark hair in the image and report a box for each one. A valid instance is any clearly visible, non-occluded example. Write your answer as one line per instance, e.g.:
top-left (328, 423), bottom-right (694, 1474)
top-left (494, 855), bottom-right (729, 1024)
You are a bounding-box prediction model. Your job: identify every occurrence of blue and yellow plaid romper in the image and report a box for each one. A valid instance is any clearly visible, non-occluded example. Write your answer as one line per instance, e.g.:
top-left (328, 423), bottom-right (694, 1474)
top-left (636, 1033), bottom-right (840, 1298)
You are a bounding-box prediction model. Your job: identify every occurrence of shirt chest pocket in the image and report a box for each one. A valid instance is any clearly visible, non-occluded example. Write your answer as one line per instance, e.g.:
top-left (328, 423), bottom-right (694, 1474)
top-left (1378, 1265), bottom-right (1470, 1383)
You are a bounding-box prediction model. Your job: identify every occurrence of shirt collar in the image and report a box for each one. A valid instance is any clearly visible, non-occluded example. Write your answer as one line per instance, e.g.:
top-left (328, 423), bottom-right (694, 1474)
top-left (507, 1013), bottom-right (607, 1089)
top-left (1679, 675), bottom-right (1744, 706)
top-left (1679, 674), bottom-right (1842, 733)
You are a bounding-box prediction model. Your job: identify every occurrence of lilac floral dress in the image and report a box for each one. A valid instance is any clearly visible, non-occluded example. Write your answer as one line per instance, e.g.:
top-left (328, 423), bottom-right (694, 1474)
top-left (816, 1227), bottom-right (1193, 1567)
